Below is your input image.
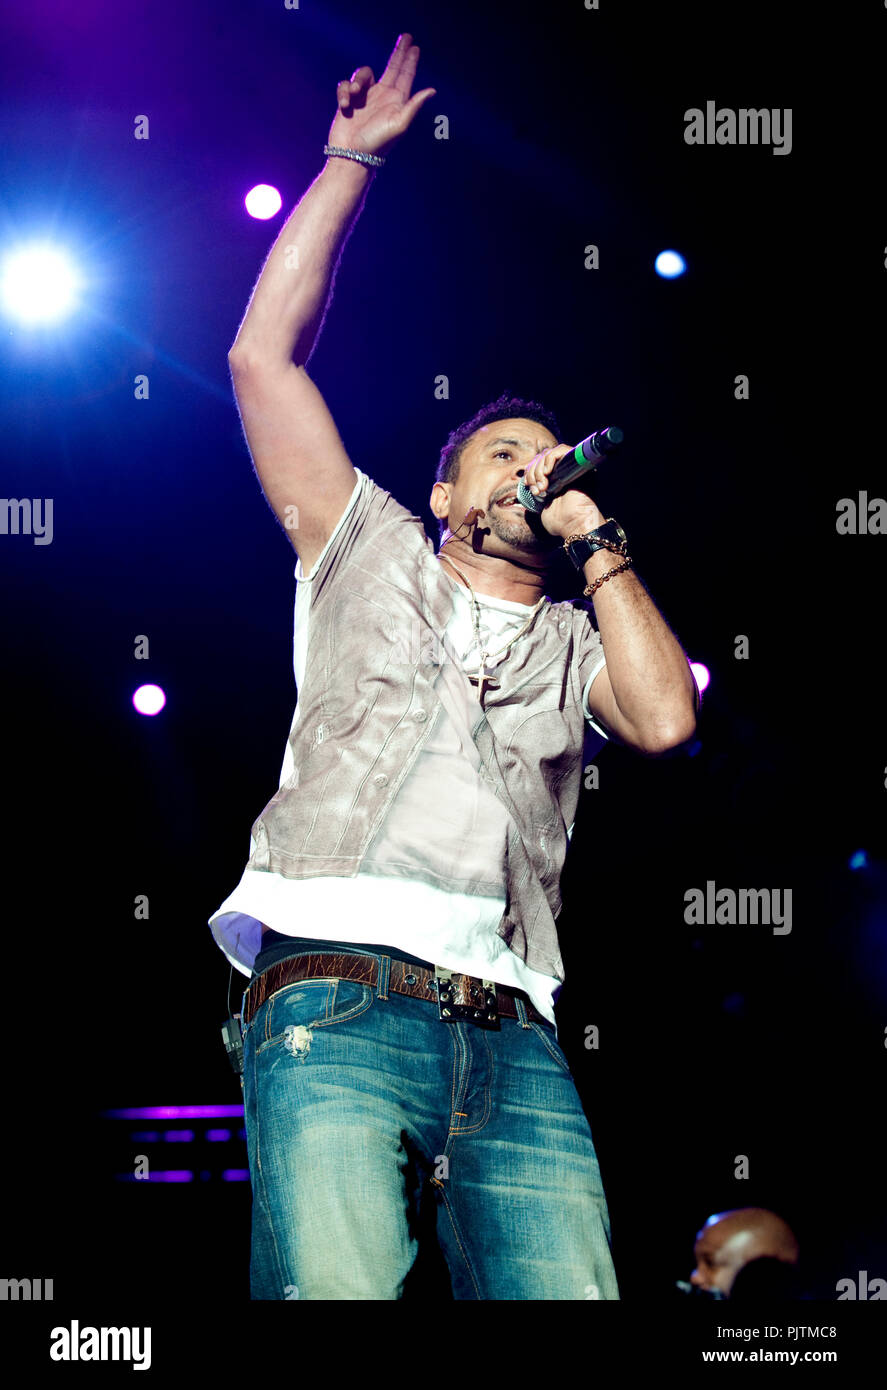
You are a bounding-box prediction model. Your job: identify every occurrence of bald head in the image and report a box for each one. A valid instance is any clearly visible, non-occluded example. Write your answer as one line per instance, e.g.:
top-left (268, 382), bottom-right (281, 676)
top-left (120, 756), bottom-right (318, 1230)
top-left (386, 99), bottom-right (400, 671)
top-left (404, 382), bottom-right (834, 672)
top-left (691, 1208), bottom-right (799, 1295)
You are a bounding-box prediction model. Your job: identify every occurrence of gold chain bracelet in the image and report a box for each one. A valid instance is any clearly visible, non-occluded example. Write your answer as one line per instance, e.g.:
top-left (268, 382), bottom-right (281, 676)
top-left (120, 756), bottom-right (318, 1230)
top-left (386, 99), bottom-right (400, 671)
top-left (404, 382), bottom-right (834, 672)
top-left (567, 530), bottom-right (636, 597)
top-left (584, 556), bottom-right (633, 598)
top-left (566, 533), bottom-right (635, 600)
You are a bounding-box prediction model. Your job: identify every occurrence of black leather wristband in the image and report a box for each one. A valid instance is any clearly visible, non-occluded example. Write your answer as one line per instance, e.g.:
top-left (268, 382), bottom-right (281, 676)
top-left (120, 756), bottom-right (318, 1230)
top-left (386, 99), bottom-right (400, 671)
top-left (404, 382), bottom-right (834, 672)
top-left (564, 519), bottom-right (627, 570)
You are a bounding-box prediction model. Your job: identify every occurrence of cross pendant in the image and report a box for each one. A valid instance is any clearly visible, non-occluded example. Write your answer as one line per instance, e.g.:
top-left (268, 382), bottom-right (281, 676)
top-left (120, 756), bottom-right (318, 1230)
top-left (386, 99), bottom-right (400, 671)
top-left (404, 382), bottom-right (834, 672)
top-left (468, 665), bottom-right (500, 702)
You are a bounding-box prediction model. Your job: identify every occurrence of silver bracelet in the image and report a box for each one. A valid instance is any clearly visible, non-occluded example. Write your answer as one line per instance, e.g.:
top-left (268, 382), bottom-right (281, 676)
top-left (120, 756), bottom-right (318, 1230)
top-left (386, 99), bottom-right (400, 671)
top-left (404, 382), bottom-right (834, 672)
top-left (323, 143), bottom-right (385, 168)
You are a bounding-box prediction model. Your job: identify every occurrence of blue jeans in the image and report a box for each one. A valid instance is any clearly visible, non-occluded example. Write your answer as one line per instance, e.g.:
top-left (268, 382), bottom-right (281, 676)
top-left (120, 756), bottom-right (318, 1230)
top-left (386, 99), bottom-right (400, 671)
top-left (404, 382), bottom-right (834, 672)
top-left (241, 945), bottom-right (620, 1300)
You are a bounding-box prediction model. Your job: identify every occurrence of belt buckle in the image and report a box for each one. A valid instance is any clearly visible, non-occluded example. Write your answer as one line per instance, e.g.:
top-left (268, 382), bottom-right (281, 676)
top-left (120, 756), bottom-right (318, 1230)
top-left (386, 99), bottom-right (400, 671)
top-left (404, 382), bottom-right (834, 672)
top-left (434, 966), bottom-right (500, 1029)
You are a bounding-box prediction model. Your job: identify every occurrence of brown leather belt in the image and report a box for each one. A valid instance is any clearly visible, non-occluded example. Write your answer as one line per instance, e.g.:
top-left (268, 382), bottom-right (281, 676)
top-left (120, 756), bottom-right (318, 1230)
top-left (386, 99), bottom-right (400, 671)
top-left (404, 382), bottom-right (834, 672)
top-left (242, 950), bottom-right (551, 1031)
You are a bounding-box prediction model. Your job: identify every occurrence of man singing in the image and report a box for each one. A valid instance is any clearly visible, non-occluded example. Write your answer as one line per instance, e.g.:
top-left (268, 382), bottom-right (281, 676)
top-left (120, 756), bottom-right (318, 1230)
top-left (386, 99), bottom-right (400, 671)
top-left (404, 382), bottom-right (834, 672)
top-left (210, 32), bottom-right (698, 1300)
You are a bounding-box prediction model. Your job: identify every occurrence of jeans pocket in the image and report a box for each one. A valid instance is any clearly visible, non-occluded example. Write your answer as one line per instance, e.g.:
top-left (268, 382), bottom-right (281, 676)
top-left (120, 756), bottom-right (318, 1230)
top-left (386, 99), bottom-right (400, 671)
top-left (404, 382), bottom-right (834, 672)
top-left (253, 976), bottom-right (375, 1055)
top-left (528, 1021), bottom-right (573, 1076)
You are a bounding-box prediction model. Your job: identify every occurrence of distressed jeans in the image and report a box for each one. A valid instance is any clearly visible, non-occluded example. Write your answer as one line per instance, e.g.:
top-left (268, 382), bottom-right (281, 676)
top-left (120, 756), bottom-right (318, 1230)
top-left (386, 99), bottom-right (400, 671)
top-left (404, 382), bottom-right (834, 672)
top-left (241, 944), bottom-right (620, 1300)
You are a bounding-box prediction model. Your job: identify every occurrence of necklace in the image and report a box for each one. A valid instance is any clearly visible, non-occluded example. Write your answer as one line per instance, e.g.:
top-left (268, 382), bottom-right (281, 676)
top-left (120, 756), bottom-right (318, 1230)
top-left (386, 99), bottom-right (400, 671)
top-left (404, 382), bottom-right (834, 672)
top-left (438, 551), bottom-right (547, 702)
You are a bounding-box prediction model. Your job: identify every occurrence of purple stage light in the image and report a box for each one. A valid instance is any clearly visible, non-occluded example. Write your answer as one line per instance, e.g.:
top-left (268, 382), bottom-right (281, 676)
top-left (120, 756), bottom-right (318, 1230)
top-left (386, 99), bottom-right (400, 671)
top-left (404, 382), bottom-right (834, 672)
top-left (114, 1170), bottom-right (194, 1182)
top-left (690, 661), bottom-right (710, 694)
top-left (102, 1104), bottom-right (244, 1120)
top-left (132, 684), bottom-right (166, 716)
top-left (244, 184), bottom-right (283, 220)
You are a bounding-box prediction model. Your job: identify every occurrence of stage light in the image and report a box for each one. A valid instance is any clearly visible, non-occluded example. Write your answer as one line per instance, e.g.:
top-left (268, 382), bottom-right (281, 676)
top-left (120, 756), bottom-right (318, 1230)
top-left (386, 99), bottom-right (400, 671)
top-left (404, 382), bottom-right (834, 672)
top-left (244, 184), bottom-right (283, 220)
top-left (654, 249), bottom-right (687, 279)
top-left (849, 850), bottom-right (868, 870)
top-left (690, 661), bottom-right (710, 693)
top-left (132, 683), bottom-right (166, 716)
top-left (1, 244), bottom-right (81, 324)
top-left (114, 1170), bottom-right (194, 1182)
top-left (102, 1104), bottom-right (244, 1120)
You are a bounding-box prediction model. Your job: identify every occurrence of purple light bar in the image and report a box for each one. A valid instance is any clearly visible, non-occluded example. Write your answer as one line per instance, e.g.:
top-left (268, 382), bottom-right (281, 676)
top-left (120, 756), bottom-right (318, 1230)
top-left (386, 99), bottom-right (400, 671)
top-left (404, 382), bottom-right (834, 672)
top-left (221, 1169), bottom-right (250, 1182)
top-left (102, 1104), bottom-right (244, 1120)
top-left (115, 1170), bottom-right (194, 1183)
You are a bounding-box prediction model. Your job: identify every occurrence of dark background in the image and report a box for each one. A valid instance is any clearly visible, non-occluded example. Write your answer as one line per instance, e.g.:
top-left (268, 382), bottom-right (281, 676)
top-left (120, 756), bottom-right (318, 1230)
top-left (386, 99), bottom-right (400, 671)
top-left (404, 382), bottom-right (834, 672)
top-left (1, 0), bottom-right (884, 1327)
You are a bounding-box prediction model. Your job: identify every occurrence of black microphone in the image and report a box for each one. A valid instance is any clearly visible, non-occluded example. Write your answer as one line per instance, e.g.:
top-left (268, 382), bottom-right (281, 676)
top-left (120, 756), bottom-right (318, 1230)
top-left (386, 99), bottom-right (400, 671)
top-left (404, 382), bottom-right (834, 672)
top-left (515, 426), bottom-right (623, 513)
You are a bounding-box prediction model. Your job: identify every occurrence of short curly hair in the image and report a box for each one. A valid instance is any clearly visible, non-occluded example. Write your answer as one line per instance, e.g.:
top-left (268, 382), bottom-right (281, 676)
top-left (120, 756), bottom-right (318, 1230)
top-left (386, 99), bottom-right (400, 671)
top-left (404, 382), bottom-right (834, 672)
top-left (433, 391), bottom-right (562, 540)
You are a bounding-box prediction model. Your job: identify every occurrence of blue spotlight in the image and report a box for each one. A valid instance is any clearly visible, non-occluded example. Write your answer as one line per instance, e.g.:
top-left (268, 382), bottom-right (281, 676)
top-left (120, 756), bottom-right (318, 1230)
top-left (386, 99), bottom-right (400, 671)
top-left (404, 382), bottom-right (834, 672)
top-left (654, 249), bottom-right (687, 279)
top-left (1, 243), bottom-right (82, 324)
top-left (849, 850), bottom-right (868, 870)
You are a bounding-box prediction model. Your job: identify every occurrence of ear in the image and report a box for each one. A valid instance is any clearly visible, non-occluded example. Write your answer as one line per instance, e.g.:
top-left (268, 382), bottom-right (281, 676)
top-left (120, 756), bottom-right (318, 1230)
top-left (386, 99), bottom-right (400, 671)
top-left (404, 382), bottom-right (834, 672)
top-left (429, 480), bottom-right (451, 526)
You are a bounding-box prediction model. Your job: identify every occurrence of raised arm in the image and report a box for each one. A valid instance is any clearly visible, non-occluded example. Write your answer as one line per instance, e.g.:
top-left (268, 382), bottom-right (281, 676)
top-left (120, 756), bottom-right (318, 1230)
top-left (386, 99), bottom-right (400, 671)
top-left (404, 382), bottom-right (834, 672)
top-left (227, 33), bottom-right (435, 570)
